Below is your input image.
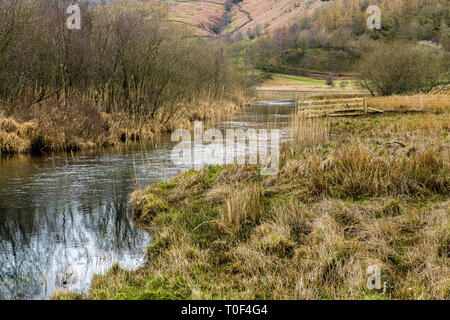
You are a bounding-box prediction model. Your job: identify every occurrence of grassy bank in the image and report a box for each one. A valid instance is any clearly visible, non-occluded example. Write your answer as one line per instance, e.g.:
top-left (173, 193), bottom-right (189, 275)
top-left (56, 99), bottom-right (449, 300)
top-left (0, 94), bottom-right (247, 155)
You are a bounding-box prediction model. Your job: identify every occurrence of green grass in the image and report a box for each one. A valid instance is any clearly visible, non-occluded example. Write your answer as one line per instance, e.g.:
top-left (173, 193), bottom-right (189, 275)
top-left (262, 73), bottom-right (355, 88)
top-left (272, 73), bottom-right (325, 85)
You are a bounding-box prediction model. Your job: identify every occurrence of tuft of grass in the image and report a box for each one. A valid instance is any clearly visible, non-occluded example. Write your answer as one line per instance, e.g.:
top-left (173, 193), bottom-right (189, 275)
top-left (0, 113), bottom-right (37, 154)
top-left (52, 289), bottom-right (84, 300)
top-left (206, 165), bottom-right (225, 183)
top-left (130, 189), bottom-right (173, 221)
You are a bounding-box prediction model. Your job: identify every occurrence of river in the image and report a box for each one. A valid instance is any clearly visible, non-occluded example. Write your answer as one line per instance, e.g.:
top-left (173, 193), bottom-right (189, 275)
top-left (0, 99), bottom-right (297, 299)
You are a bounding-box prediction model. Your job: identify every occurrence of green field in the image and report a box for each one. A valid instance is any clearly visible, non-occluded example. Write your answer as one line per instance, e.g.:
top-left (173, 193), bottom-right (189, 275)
top-left (261, 73), bottom-right (355, 89)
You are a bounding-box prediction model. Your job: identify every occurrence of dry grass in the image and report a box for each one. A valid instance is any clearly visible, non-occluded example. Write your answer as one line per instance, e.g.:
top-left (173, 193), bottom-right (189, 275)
top-left (274, 142), bottom-right (448, 200)
top-left (288, 116), bottom-right (330, 151)
top-left (53, 109), bottom-right (450, 300)
top-left (0, 112), bottom-right (38, 154)
top-left (367, 94), bottom-right (450, 112)
top-left (0, 94), bottom-right (247, 156)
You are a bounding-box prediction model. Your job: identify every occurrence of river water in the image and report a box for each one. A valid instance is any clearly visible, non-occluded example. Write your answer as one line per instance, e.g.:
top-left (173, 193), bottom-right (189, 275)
top-left (0, 99), bottom-right (297, 299)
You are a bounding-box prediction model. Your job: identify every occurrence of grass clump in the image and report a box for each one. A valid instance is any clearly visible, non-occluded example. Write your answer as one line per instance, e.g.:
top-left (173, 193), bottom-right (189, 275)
top-left (0, 113), bottom-right (37, 154)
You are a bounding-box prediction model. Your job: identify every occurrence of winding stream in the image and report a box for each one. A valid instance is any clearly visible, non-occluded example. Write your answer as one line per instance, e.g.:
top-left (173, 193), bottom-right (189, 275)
top-left (0, 99), bottom-right (297, 299)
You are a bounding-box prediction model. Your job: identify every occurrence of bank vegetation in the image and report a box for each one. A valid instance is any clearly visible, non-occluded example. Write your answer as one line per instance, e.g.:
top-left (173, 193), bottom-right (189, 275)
top-left (0, 0), bottom-right (255, 155)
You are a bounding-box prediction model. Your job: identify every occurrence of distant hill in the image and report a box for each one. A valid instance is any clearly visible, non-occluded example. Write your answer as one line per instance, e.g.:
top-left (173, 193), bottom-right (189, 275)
top-left (154, 0), bottom-right (328, 36)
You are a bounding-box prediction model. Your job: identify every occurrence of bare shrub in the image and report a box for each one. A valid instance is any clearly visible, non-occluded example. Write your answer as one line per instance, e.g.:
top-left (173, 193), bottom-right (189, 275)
top-left (358, 42), bottom-right (446, 95)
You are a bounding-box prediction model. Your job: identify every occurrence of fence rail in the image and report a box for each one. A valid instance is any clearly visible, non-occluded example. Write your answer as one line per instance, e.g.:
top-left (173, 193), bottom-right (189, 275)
top-left (296, 97), bottom-right (382, 117)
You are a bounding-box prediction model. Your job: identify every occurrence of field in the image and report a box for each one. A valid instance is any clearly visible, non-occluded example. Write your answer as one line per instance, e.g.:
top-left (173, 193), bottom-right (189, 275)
top-left (54, 96), bottom-right (449, 300)
top-left (367, 94), bottom-right (450, 112)
top-left (1, 0), bottom-right (448, 302)
top-left (257, 73), bottom-right (358, 91)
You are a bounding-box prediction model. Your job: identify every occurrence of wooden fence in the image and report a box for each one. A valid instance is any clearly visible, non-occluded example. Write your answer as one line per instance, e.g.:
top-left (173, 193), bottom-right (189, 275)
top-left (296, 97), bottom-right (383, 117)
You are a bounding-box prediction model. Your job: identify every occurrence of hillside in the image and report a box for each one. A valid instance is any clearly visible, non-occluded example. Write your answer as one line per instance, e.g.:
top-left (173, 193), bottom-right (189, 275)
top-left (243, 0), bottom-right (449, 80)
top-left (156, 0), bottom-right (328, 36)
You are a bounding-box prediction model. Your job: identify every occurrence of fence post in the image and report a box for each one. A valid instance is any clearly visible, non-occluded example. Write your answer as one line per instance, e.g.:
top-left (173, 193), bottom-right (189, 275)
top-left (364, 98), bottom-right (367, 114)
top-left (420, 95), bottom-right (424, 110)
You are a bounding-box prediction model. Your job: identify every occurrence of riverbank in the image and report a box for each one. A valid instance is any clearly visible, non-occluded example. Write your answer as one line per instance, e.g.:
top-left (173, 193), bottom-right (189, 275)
top-left (56, 98), bottom-right (449, 300)
top-left (0, 94), bottom-right (249, 156)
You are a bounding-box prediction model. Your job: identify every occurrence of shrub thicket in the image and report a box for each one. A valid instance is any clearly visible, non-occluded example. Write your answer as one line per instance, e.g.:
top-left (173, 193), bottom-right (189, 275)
top-left (358, 42), bottom-right (447, 95)
top-left (0, 0), bottom-right (253, 118)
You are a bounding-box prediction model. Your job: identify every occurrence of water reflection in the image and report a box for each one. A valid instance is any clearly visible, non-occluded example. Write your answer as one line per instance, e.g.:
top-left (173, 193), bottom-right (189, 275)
top-left (0, 152), bottom-right (153, 299)
top-left (0, 99), bottom-right (297, 299)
